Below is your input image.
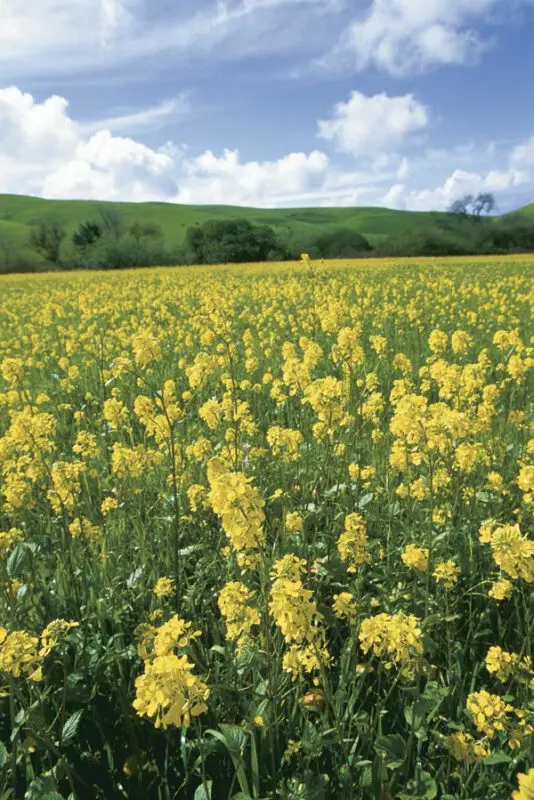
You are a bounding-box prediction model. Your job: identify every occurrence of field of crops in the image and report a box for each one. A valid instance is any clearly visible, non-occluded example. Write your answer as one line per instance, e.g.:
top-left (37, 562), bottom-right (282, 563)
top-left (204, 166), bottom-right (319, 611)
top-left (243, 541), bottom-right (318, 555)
top-left (0, 255), bottom-right (533, 800)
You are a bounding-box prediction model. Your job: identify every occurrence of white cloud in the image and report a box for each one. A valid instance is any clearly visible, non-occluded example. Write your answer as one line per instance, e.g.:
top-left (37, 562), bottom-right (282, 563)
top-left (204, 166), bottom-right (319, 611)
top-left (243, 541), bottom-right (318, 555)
top-left (0, 86), bottom-right (339, 206)
top-left (0, 86), bottom-right (177, 201)
top-left (176, 148), bottom-right (330, 205)
top-left (0, 1), bottom-right (133, 71)
top-left (323, 0), bottom-right (500, 75)
top-left (402, 167), bottom-right (530, 211)
top-left (382, 183), bottom-right (407, 209)
top-left (397, 157), bottom-right (410, 180)
top-left (317, 91), bottom-right (428, 157)
top-left (1, 85), bottom-right (532, 212)
top-left (511, 136), bottom-right (534, 168)
top-left (79, 94), bottom-right (191, 135)
top-left (0, 0), bottom-right (342, 81)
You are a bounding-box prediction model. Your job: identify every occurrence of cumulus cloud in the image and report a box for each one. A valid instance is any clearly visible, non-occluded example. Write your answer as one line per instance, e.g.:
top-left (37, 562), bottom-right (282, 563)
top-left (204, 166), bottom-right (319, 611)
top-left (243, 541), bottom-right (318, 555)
top-left (400, 167), bottom-right (530, 211)
top-left (317, 91), bottom-right (428, 157)
top-left (511, 136), bottom-right (534, 168)
top-left (0, 86), bottom-right (337, 206)
top-left (323, 0), bottom-right (501, 75)
top-left (177, 148), bottom-right (330, 205)
top-left (1, 85), bottom-right (532, 211)
top-left (0, 87), bottom-right (178, 201)
top-left (381, 183), bottom-right (407, 209)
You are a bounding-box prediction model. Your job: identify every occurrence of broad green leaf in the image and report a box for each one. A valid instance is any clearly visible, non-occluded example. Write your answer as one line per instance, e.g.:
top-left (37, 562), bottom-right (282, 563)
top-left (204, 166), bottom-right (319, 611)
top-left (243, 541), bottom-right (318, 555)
top-left (194, 781), bottom-right (213, 800)
top-left (61, 710), bottom-right (83, 746)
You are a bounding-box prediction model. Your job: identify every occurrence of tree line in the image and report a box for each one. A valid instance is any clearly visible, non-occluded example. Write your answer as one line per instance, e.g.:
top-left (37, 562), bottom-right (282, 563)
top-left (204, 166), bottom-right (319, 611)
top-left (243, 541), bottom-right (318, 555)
top-left (1, 192), bottom-right (534, 273)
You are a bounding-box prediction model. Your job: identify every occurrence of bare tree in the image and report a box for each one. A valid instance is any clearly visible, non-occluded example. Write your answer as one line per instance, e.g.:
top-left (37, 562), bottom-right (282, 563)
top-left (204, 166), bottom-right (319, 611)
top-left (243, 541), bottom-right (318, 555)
top-left (450, 195), bottom-right (474, 217)
top-left (472, 193), bottom-right (496, 220)
top-left (449, 193), bottom-right (496, 223)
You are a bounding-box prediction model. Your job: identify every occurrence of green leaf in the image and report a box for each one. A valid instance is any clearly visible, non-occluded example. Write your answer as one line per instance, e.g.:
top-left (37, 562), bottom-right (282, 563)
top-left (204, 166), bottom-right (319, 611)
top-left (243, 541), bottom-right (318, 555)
top-left (404, 682), bottom-right (448, 732)
top-left (0, 741), bottom-right (7, 770)
top-left (301, 719), bottom-right (323, 758)
top-left (420, 773), bottom-right (437, 800)
top-left (375, 734), bottom-right (407, 762)
top-left (360, 766), bottom-right (372, 789)
top-left (218, 724), bottom-right (247, 755)
top-left (398, 771), bottom-right (437, 800)
top-left (482, 751), bottom-right (512, 765)
top-left (250, 730), bottom-right (260, 799)
top-left (358, 493), bottom-right (374, 509)
top-left (206, 729), bottom-right (250, 797)
top-left (24, 775), bottom-right (65, 800)
top-left (61, 710), bottom-right (83, 746)
top-left (194, 781), bottom-right (213, 800)
top-left (7, 544), bottom-right (27, 579)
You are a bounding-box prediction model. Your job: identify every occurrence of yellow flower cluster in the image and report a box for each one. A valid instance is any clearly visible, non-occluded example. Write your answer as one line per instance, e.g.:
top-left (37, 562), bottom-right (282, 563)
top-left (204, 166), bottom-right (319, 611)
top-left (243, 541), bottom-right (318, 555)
top-left (479, 521), bottom-right (534, 582)
top-left (134, 380), bottom-right (183, 447)
top-left (485, 646), bottom-right (534, 686)
top-left (285, 511), bottom-right (304, 533)
top-left (358, 612), bottom-right (423, 669)
top-left (401, 544), bottom-right (429, 572)
top-left (0, 526), bottom-right (23, 556)
top-left (218, 581), bottom-right (260, 653)
top-left (0, 619), bottom-right (78, 683)
top-left (266, 425), bottom-right (303, 462)
top-left (445, 732), bottom-right (490, 763)
top-left (269, 555), bottom-right (329, 679)
top-left (433, 560), bottom-right (461, 588)
top-left (337, 513), bottom-right (370, 572)
top-left (513, 768), bottom-right (534, 800)
top-left (466, 690), bottom-right (533, 748)
top-left (332, 592), bottom-right (358, 623)
top-left (207, 458), bottom-right (265, 564)
top-left (133, 615), bottom-right (209, 729)
top-left (153, 577), bottom-right (175, 599)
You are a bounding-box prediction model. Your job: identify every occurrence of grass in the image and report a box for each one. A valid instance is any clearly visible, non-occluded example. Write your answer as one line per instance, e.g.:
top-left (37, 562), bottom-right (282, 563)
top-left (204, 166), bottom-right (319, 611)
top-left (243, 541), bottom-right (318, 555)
top-left (0, 254), bottom-right (532, 799)
top-left (2, 193), bottom-right (532, 258)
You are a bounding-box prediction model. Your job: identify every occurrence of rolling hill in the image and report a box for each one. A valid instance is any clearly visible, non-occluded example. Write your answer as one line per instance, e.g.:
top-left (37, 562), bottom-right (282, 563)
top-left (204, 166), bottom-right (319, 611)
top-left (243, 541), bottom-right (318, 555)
top-left (0, 193), bottom-right (532, 262)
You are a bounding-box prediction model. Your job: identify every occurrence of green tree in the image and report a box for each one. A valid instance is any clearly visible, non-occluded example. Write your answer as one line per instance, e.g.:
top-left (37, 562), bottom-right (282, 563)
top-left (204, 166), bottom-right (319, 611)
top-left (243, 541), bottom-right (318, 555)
top-left (29, 219), bottom-right (65, 264)
top-left (73, 220), bottom-right (102, 249)
top-left (129, 221), bottom-right (163, 243)
top-left (185, 219), bottom-right (285, 264)
top-left (483, 216), bottom-right (534, 252)
top-left (315, 228), bottom-right (372, 258)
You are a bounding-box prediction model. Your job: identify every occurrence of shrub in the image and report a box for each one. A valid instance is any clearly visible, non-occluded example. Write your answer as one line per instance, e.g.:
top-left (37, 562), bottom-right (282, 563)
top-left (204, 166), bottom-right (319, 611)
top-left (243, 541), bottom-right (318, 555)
top-left (315, 228), bottom-right (372, 258)
top-left (185, 219), bottom-right (287, 264)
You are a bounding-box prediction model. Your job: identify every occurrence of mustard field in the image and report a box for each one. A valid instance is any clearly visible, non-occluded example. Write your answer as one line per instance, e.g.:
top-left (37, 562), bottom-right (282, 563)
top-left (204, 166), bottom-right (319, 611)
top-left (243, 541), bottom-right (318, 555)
top-left (0, 255), bottom-right (533, 799)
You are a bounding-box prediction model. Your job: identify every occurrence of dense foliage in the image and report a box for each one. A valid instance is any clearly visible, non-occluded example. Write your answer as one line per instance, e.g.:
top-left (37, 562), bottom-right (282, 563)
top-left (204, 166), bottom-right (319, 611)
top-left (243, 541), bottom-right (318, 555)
top-left (314, 229), bottom-right (372, 258)
top-left (0, 255), bottom-right (532, 799)
top-left (185, 219), bottom-right (287, 264)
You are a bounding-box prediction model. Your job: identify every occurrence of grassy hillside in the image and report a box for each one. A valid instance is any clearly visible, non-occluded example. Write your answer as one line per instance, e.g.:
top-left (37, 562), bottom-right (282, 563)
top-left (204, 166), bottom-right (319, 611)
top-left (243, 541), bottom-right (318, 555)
top-left (506, 202), bottom-right (534, 218)
top-left (0, 193), bottom-right (532, 261)
top-left (0, 194), bottom-right (457, 250)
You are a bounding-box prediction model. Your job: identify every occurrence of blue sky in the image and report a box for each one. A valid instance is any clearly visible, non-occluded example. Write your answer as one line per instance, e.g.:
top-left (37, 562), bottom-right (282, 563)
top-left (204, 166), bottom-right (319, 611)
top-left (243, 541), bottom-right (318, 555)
top-left (1, 0), bottom-right (533, 210)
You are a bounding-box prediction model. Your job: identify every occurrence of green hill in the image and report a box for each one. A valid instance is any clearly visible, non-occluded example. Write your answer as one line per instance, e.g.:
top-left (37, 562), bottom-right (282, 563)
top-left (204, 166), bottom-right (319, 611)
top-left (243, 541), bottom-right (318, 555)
top-left (0, 193), bottom-right (532, 263)
top-left (505, 203), bottom-right (534, 218)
